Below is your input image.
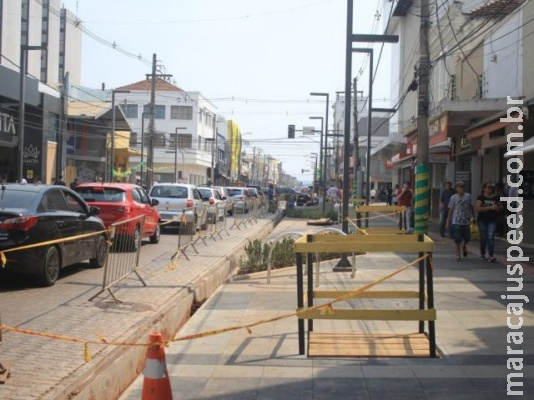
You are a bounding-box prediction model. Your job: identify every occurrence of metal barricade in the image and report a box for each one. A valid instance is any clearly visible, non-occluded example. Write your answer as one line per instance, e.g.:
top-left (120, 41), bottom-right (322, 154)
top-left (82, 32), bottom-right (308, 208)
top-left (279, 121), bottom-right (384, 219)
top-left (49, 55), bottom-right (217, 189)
top-left (215, 202), bottom-right (229, 237)
top-left (89, 215), bottom-right (145, 302)
top-left (0, 314), bottom-right (11, 383)
top-left (229, 201), bottom-right (247, 230)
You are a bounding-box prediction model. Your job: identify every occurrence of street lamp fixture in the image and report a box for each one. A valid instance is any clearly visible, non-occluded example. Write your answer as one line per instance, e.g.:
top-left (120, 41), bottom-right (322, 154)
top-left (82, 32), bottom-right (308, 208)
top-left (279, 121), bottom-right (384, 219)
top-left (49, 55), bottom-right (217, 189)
top-left (110, 89), bottom-right (130, 181)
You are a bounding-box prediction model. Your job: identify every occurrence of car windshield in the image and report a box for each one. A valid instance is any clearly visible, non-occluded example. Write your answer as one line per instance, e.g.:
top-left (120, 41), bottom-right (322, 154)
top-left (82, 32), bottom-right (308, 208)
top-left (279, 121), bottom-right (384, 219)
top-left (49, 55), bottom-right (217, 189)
top-left (0, 189), bottom-right (36, 210)
top-left (75, 187), bottom-right (125, 202)
top-left (198, 188), bottom-right (212, 198)
top-left (227, 189), bottom-right (244, 196)
top-left (150, 185), bottom-right (188, 198)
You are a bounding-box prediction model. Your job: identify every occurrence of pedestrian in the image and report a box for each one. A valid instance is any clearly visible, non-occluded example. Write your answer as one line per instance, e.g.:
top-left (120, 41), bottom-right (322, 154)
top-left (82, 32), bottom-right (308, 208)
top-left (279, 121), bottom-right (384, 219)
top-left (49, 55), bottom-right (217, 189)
top-left (392, 184), bottom-right (400, 205)
top-left (494, 182), bottom-right (507, 236)
top-left (55, 175), bottom-right (66, 186)
top-left (476, 182), bottom-right (501, 262)
top-left (70, 178), bottom-right (79, 189)
top-left (396, 182), bottom-right (413, 231)
top-left (268, 184), bottom-right (276, 213)
top-left (386, 187), bottom-right (393, 205)
top-left (327, 184), bottom-right (339, 203)
top-left (446, 181), bottom-right (475, 261)
top-left (370, 187), bottom-right (376, 202)
top-left (439, 181), bottom-right (455, 237)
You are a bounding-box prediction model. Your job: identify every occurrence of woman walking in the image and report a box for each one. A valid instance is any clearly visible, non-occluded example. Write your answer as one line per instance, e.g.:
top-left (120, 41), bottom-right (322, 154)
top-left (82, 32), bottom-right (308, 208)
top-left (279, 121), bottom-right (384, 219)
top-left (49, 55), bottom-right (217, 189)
top-left (475, 182), bottom-right (501, 262)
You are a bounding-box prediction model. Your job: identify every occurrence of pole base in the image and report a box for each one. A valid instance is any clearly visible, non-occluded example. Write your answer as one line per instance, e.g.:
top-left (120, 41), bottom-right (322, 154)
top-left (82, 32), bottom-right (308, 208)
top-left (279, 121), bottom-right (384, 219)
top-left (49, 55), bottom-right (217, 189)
top-left (333, 254), bottom-right (352, 272)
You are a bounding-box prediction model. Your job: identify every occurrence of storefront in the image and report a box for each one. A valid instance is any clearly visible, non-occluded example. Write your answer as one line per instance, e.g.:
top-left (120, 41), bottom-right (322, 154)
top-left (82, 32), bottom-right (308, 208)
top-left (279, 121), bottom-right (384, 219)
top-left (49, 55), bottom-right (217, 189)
top-left (0, 65), bottom-right (62, 183)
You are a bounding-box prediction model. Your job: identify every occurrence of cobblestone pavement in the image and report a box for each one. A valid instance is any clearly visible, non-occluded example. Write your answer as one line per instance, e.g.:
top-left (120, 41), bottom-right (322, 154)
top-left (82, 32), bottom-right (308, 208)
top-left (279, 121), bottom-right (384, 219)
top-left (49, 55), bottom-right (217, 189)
top-left (0, 213), bottom-right (275, 400)
top-left (120, 217), bottom-right (534, 400)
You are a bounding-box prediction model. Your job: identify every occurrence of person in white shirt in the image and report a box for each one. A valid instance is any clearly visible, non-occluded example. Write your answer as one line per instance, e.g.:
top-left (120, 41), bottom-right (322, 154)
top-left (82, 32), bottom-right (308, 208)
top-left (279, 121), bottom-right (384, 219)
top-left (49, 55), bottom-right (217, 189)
top-left (370, 188), bottom-right (377, 202)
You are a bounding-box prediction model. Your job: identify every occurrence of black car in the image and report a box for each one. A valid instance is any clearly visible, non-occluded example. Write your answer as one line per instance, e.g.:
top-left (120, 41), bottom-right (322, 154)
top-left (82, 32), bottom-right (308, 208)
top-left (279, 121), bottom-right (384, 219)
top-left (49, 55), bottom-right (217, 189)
top-left (0, 184), bottom-right (108, 286)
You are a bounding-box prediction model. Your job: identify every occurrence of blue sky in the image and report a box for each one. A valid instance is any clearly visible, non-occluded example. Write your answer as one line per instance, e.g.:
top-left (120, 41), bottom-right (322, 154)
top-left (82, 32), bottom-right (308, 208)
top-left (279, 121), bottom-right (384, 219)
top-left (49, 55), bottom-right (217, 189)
top-left (63, 0), bottom-right (394, 182)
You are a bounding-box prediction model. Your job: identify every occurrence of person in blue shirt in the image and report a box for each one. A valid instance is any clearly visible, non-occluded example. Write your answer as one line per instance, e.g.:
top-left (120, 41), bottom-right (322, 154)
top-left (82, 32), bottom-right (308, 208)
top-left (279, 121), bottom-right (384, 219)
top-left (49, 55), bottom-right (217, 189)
top-left (439, 181), bottom-right (454, 237)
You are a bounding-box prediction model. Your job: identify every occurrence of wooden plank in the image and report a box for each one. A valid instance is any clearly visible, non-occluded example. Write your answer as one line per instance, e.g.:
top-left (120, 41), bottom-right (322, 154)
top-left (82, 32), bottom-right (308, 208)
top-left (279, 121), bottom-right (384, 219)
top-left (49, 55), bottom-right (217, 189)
top-left (308, 332), bottom-right (433, 358)
top-left (298, 308), bottom-right (436, 321)
top-left (357, 206), bottom-right (406, 213)
top-left (360, 228), bottom-right (406, 234)
top-left (313, 290), bottom-right (421, 299)
top-left (295, 241), bottom-right (434, 253)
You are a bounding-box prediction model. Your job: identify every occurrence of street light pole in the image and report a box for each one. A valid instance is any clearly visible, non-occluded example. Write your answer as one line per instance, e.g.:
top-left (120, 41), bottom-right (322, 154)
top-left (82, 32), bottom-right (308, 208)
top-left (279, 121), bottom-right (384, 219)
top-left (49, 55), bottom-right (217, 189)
top-left (110, 89), bottom-right (130, 182)
top-left (310, 92), bottom-right (330, 213)
top-left (175, 127), bottom-right (187, 183)
top-left (140, 112), bottom-right (151, 187)
top-left (18, 44), bottom-right (45, 183)
top-left (309, 116), bottom-right (325, 213)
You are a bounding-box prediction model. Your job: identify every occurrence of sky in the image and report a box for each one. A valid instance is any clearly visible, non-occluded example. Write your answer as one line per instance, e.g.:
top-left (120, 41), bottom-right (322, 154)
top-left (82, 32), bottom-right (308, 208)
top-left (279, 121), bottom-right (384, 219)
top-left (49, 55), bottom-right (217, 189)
top-left (62, 0), bottom-right (394, 183)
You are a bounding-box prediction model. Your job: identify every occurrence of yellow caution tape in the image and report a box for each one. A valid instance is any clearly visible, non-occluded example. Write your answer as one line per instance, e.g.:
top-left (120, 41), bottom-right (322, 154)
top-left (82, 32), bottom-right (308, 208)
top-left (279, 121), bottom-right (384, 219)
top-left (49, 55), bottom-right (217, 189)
top-left (0, 254), bottom-right (430, 361)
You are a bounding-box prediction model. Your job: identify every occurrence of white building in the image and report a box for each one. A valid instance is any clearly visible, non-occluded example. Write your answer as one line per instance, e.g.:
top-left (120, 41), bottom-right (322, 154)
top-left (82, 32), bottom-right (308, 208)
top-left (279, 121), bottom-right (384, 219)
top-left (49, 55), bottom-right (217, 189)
top-left (113, 78), bottom-right (218, 186)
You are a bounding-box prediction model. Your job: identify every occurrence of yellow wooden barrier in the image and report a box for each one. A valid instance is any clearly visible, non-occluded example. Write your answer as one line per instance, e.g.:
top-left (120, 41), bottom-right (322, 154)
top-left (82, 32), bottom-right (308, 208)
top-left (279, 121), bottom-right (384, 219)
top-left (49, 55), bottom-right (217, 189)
top-left (294, 233), bottom-right (437, 358)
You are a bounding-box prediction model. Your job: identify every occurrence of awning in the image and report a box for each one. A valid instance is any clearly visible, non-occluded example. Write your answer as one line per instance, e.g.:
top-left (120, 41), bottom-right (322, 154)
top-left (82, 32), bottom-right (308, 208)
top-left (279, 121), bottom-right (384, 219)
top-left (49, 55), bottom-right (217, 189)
top-left (107, 130), bottom-right (131, 149)
top-left (505, 137), bottom-right (534, 158)
top-left (466, 110), bottom-right (520, 140)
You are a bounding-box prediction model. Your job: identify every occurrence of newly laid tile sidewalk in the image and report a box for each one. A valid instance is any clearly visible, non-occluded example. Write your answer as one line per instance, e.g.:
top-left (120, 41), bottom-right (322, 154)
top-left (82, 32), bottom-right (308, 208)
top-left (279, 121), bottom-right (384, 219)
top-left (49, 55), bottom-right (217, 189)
top-left (121, 218), bottom-right (533, 400)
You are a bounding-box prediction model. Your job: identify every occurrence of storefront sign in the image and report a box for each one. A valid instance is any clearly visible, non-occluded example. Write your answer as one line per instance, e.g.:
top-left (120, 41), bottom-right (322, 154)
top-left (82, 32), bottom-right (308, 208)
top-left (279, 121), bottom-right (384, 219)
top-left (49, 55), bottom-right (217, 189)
top-left (460, 135), bottom-right (471, 151)
top-left (23, 144), bottom-right (40, 165)
top-left (430, 114), bottom-right (448, 146)
top-left (0, 112), bottom-right (16, 135)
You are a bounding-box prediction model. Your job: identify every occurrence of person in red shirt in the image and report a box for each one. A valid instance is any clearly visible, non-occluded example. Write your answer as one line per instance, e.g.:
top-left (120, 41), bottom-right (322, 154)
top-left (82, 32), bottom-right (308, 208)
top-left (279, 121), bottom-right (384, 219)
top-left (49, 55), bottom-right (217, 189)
top-left (396, 181), bottom-right (413, 231)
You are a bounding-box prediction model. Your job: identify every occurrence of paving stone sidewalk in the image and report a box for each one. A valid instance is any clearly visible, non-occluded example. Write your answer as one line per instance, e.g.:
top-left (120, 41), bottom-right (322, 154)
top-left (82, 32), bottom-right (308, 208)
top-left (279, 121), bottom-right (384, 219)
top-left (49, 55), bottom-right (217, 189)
top-left (0, 216), bottom-right (276, 400)
top-left (121, 218), bottom-right (534, 400)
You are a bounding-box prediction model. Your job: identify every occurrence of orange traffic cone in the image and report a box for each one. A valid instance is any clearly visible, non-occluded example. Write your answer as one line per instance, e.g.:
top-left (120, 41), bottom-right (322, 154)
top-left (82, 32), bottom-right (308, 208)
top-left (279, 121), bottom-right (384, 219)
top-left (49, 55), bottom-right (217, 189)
top-left (141, 333), bottom-right (173, 400)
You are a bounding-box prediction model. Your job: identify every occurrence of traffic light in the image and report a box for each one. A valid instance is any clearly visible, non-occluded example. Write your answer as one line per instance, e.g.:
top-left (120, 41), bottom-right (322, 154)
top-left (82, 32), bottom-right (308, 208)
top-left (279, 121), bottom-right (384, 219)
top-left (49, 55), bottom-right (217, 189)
top-left (288, 124), bottom-right (295, 139)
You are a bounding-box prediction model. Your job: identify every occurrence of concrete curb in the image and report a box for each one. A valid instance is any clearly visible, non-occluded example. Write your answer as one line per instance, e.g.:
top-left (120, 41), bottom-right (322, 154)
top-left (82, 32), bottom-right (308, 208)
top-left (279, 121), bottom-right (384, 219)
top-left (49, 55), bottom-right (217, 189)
top-left (47, 219), bottom-right (277, 400)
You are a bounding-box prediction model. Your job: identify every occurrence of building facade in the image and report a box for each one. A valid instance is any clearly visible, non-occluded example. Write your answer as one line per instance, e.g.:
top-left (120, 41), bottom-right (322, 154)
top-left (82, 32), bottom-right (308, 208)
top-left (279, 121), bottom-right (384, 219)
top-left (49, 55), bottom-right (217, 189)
top-left (0, 0), bottom-right (81, 183)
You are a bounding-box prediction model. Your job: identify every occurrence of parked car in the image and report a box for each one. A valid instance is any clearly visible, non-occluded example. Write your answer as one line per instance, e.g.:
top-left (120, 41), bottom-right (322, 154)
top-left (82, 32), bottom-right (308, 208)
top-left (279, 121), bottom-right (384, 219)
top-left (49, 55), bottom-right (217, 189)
top-left (226, 187), bottom-right (252, 213)
top-left (198, 187), bottom-right (226, 223)
top-left (148, 183), bottom-right (208, 233)
top-left (0, 184), bottom-right (108, 286)
top-left (74, 183), bottom-right (160, 251)
top-left (214, 186), bottom-right (234, 215)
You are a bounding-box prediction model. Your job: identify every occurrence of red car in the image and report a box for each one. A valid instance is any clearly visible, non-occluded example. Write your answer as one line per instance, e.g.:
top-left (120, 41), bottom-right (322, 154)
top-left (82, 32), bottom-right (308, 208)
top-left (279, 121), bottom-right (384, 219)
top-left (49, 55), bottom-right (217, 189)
top-left (74, 183), bottom-right (161, 251)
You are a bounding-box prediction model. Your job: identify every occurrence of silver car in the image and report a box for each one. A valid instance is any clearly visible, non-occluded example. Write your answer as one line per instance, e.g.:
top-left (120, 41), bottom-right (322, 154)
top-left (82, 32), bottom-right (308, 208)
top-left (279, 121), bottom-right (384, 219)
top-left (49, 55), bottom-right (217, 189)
top-left (198, 187), bottom-right (226, 223)
top-left (226, 187), bottom-right (252, 213)
top-left (214, 186), bottom-right (235, 215)
top-left (149, 183), bottom-right (208, 233)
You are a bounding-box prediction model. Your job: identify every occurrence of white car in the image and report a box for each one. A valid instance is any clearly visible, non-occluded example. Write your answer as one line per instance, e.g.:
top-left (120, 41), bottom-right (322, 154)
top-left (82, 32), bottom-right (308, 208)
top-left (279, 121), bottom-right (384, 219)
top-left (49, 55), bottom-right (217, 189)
top-left (226, 187), bottom-right (252, 213)
top-left (149, 183), bottom-right (208, 233)
top-left (198, 187), bottom-right (226, 223)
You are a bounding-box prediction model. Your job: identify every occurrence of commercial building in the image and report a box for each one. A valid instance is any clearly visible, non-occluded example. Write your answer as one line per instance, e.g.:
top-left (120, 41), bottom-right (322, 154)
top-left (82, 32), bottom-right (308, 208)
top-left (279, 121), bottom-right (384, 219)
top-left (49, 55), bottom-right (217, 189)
top-left (0, 0), bottom-right (81, 183)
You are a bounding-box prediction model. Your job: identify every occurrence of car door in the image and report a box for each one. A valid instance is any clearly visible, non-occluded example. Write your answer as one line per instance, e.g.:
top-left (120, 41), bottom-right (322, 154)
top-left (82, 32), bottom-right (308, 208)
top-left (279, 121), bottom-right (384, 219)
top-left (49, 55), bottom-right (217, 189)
top-left (41, 188), bottom-right (84, 266)
top-left (134, 187), bottom-right (158, 236)
top-left (61, 189), bottom-right (98, 261)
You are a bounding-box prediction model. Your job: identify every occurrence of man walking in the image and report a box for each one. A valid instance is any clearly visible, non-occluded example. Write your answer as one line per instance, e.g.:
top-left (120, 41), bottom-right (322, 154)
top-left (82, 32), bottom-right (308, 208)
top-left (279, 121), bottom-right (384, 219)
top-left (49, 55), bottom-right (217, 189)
top-left (446, 181), bottom-right (475, 261)
top-left (396, 182), bottom-right (413, 231)
top-left (439, 181), bottom-right (455, 237)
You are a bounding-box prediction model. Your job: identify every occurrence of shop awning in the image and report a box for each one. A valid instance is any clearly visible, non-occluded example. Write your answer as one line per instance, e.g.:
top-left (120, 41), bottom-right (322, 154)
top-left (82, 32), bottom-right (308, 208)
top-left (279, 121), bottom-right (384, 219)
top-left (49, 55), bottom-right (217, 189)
top-left (466, 110), bottom-right (519, 140)
top-left (107, 130), bottom-right (130, 149)
top-left (505, 137), bottom-right (534, 158)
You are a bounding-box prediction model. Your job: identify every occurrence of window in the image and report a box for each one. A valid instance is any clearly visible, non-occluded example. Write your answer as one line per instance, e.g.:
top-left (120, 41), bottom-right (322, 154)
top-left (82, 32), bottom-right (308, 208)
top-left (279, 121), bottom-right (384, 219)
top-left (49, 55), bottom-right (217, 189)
top-left (176, 134), bottom-right (192, 149)
top-left (170, 105), bottom-right (193, 120)
top-left (143, 105), bottom-right (165, 119)
top-left (63, 190), bottom-right (87, 213)
top-left (135, 188), bottom-right (150, 204)
top-left (121, 104), bottom-right (138, 119)
top-left (41, 189), bottom-right (68, 211)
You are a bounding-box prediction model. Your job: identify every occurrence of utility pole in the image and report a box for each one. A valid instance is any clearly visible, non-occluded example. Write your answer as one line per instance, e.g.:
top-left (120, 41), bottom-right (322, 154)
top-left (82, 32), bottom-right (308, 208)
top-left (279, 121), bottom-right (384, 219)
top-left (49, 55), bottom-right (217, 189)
top-left (252, 146), bottom-right (256, 185)
top-left (147, 54), bottom-right (157, 189)
top-left (415, 0), bottom-right (430, 234)
top-left (352, 78), bottom-right (359, 201)
top-left (145, 53), bottom-right (172, 189)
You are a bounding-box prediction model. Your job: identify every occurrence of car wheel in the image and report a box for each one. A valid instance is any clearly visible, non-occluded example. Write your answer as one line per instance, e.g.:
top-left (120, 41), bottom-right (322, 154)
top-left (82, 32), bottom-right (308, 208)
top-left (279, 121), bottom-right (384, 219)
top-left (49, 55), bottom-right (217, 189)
top-left (38, 246), bottom-right (61, 287)
top-left (201, 216), bottom-right (208, 231)
top-left (128, 225), bottom-right (141, 252)
top-left (90, 235), bottom-right (108, 268)
top-left (150, 223), bottom-right (161, 244)
top-left (185, 217), bottom-right (196, 235)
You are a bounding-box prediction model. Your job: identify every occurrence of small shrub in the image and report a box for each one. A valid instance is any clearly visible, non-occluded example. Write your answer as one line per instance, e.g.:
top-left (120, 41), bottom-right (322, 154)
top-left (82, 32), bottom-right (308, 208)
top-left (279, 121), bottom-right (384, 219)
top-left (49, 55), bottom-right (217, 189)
top-left (239, 237), bottom-right (296, 274)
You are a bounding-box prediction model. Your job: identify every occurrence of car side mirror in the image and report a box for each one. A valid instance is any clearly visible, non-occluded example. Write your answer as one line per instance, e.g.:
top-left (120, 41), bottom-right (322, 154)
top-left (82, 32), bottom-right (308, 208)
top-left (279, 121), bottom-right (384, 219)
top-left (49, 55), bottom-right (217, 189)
top-left (89, 206), bottom-right (100, 216)
top-left (151, 199), bottom-right (159, 206)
